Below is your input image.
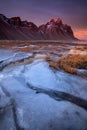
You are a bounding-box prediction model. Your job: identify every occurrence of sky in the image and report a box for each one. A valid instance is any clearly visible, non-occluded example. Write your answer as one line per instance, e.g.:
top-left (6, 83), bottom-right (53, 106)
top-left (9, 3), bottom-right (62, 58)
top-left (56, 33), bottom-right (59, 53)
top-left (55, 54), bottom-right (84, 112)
top-left (0, 0), bottom-right (87, 40)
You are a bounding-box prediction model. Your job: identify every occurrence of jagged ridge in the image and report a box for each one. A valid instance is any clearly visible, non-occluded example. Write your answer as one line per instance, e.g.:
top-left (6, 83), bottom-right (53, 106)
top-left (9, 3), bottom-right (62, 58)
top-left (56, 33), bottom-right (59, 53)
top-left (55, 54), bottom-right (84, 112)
top-left (0, 14), bottom-right (77, 40)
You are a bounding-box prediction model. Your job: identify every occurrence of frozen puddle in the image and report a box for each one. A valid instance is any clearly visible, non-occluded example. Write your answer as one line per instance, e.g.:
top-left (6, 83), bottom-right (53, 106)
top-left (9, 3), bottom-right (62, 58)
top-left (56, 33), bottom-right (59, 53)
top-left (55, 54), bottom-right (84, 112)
top-left (24, 61), bottom-right (58, 89)
top-left (0, 49), bottom-right (33, 71)
top-left (0, 49), bottom-right (15, 61)
top-left (0, 60), bottom-right (87, 130)
top-left (23, 61), bottom-right (87, 100)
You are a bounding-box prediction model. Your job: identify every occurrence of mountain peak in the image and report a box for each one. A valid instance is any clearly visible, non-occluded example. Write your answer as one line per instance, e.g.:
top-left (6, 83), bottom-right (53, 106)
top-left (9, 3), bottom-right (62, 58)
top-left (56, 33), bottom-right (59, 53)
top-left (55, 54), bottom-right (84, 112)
top-left (0, 14), bottom-right (7, 21)
top-left (56, 18), bottom-right (63, 25)
top-left (49, 19), bottom-right (55, 23)
top-left (8, 17), bottom-right (21, 26)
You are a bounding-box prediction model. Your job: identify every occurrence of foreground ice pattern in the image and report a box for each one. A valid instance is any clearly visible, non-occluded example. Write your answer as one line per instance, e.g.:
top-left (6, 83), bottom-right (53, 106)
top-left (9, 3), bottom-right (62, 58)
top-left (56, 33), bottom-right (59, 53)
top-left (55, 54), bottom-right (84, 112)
top-left (0, 50), bottom-right (87, 130)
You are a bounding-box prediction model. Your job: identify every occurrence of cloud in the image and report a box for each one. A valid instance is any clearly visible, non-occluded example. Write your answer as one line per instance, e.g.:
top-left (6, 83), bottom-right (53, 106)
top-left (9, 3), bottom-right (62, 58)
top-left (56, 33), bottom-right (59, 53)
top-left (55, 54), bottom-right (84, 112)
top-left (74, 29), bottom-right (87, 40)
top-left (0, 0), bottom-right (87, 30)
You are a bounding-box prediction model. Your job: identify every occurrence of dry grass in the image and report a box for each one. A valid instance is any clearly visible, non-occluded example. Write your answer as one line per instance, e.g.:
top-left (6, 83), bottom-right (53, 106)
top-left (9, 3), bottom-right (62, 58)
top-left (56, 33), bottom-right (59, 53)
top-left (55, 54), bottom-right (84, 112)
top-left (46, 57), bottom-right (59, 70)
top-left (59, 54), bottom-right (87, 74)
top-left (0, 40), bottom-right (87, 74)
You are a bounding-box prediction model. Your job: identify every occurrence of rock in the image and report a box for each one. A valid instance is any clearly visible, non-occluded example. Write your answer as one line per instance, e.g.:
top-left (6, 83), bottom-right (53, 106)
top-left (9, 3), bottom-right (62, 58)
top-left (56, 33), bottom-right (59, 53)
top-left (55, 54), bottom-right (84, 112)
top-left (8, 17), bottom-right (21, 26)
top-left (56, 18), bottom-right (63, 25)
top-left (0, 14), bottom-right (8, 22)
top-left (64, 24), bottom-right (74, 36)
top-left (28, 22), bottom-right (38, 31)
top-left (49, 18), bottom-right (55, 23)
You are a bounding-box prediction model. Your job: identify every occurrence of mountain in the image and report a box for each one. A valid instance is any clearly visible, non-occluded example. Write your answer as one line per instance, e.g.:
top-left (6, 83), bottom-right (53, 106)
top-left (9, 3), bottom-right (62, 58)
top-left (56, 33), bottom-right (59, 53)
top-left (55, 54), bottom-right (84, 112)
top-left (0, 14), bottom-right (77, 40)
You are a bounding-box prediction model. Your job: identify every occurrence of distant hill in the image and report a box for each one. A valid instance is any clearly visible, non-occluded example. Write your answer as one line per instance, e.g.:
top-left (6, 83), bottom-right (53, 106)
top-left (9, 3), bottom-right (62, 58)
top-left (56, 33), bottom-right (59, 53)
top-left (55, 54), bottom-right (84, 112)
top-left (0, 14), bottom-right (77, 40)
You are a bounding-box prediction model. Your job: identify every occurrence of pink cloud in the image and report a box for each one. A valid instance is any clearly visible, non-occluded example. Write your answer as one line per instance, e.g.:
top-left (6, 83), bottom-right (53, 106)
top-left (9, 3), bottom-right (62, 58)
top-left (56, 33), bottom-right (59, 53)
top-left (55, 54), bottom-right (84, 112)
top-left (74, 29), bottom-right (87, 40)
